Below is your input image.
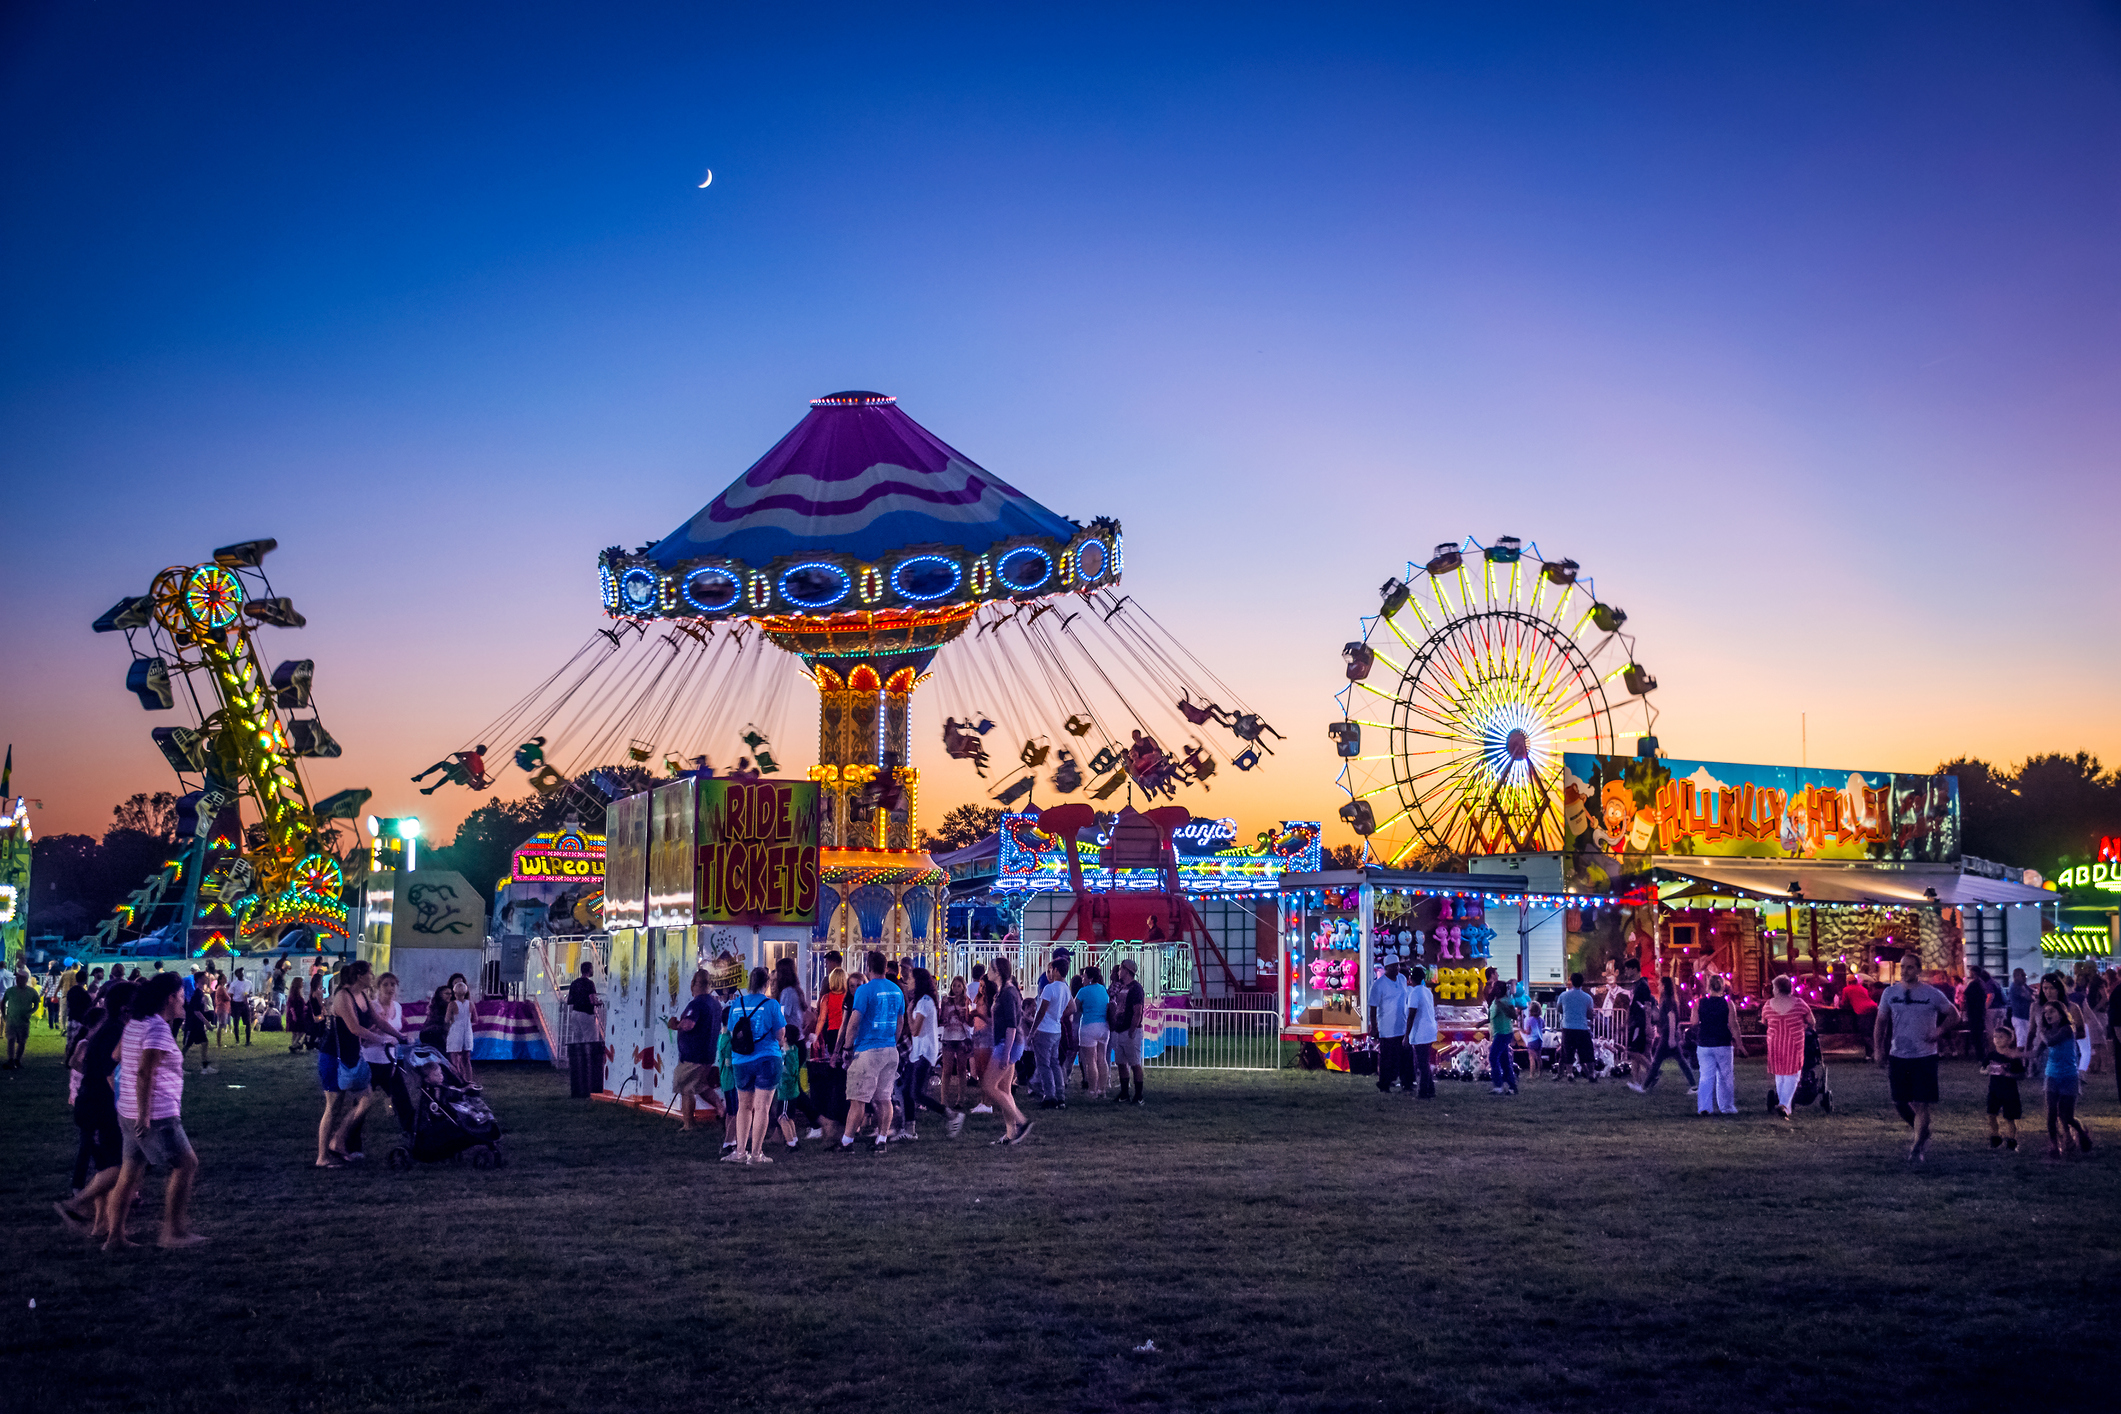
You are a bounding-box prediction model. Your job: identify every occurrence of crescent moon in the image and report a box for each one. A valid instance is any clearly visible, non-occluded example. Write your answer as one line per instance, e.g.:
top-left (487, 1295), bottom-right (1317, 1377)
top-left (698, 169), bottom-right (713, 188)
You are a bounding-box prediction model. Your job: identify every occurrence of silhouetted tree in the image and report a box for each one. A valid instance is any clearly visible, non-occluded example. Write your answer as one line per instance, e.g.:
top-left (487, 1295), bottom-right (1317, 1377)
top-left (923, 804), bottom-right (1003, 853)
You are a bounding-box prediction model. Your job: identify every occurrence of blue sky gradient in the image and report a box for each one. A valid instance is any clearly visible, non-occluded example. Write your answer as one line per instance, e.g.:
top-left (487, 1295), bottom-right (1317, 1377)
top-left (4, 2), bottom-right (2117, 846)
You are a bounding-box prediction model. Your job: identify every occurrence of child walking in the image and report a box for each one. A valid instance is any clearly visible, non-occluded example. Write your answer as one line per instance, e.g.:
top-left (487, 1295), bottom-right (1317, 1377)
top-left (1983, 1025), bottom-right (2023, 1152)
top-left (770, 1025), bottom-right (803, 1151)
top-left (2029, 994), bottom-right (2092, 1161)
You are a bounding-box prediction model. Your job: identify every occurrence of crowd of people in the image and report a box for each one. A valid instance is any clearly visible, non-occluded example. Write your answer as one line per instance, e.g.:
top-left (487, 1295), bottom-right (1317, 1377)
top-left (628, 944), bottom-right (1154, 1165)
top-left (1365, 953), bottom-right (2119, 1163)
top-left (24, 937), bottom-right (2119, 1252)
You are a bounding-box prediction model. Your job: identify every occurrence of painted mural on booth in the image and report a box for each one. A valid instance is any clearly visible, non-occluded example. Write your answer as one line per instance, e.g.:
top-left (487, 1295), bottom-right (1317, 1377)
top-left (1562, 753), bottom-right (1960, 887)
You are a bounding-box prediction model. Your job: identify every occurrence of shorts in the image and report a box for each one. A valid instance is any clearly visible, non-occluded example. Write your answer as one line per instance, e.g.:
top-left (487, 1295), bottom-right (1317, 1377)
top-left (940, 1039), bottom-right (971, 1064)
top-left (1985, 1077), bottom-right (2022, 1120)
top-left (317, 1048), bottom-right (341, 1093)
top-left (184, 1016), bottom-right (208, 1046)
top-left (673, 1061), bottom-right (714, 1098)
top-left (2045, 1069), bottom-right (2081, 1098)
top-left (1888, 1055), bottom-right (1939, 1105)
top-left (5, 1021), bottom-right (27, 1043)
top-left (1111, 1028), bottom-right (1143, 1066)
top-left (121, 1117), bottom-right (195, 1169)
top-left (733, 1055), bottom-right (781, 1093)
top-left (845, 1047), bottom-right (899, 1105)
top-left (336, 1058), bottom-right (373, 1094)
top-left (1078, 1022), bottom-right (1110, 1045)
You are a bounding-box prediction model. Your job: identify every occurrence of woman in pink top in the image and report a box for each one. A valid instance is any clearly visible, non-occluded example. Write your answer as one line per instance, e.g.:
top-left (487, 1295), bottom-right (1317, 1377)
top-left (1763, 974), bottom-right (1816, 1121)
top-left (104, 972), bottom-right (205, 1250)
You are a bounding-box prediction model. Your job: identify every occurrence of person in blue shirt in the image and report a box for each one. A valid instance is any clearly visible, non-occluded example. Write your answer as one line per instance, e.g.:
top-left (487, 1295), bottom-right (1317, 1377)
top-left (835, 951), bottom-right (905, 1153)
top-left (668, 970), bottom-right (721, 1135)
top-left (725, 968), bottom-right (784, 1166)
top-left (1553, 973), bottom-right (1598, 1082)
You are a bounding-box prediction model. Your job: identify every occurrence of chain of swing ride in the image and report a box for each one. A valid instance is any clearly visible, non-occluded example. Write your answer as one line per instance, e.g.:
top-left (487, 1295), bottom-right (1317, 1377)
top-left (437, 588), bottom-right (1275, 809)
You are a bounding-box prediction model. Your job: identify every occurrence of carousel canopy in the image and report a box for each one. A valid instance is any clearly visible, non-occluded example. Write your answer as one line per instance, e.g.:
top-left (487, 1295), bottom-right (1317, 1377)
top-left (649, 392), bottom-right (1081, 569)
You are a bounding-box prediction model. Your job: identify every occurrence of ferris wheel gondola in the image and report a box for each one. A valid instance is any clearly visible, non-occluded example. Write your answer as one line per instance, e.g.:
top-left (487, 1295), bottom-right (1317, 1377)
top-left (1332, 536), bottom-right (1660, 867)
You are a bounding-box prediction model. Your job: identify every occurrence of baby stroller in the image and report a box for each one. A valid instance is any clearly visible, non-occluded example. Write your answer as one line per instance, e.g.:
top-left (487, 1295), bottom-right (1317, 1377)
top-left (381, 1043), bottom-right (507, 1170)
top-left (1789, 1025), bottom-right (1833, 1114)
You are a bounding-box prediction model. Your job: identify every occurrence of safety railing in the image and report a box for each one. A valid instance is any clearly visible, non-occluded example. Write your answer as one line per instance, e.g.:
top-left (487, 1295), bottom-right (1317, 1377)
top-left (1144, 1000), bottom-right (1282, 1071)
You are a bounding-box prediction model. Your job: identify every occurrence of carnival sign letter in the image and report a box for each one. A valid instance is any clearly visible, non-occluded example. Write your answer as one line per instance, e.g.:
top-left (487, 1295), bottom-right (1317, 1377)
top-left (698, 779), bottom-right (820, 925)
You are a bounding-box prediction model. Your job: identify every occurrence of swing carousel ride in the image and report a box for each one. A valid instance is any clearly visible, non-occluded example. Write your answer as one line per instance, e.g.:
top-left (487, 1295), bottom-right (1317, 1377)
top-left (1332, 536), bottom-right (1661, 868)
top-left (88, 539), bottom-right (371, 956)
top-left (436, 391), bottom-right (1282, 944)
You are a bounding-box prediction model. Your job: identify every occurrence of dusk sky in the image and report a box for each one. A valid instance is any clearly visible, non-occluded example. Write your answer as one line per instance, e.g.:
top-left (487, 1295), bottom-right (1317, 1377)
top-left (3, 2), bottom-right (2117, 852)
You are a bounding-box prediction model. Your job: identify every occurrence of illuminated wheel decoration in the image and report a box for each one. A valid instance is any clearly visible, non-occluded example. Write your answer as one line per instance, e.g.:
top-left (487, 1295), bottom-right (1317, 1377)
top-left (1333, 536), bottom-right (1659, 864)
top-left (289, 853), bottom-right (344, 898)
top-left (184, 566), bottom-right (245, 631)
top-left (148, 566), bottom-right (193, 633)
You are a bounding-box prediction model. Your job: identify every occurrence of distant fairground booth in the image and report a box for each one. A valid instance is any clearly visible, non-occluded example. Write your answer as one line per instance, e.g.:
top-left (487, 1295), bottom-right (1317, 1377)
top-left (1319, 536), bottom-right (2066, 1056)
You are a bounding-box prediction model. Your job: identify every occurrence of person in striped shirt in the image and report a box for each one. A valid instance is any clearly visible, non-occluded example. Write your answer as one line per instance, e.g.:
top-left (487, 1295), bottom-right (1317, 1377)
top-left (104, 973), bottom-right (207, 1251)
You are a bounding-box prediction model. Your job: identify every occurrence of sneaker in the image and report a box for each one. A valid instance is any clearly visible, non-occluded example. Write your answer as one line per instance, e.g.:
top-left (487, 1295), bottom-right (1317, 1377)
top-left (1038, 1099), bottom-right (1058, 1110)
top-left (1990, 1135), bottom-right (2003, 1149)
top-left (946, 1110), bottom-right (965, 1139)
top-left (2005, 1137), bottom-right (2018, 1151)
top-left (201, 1066), bottom-right (219, 1075)
top-left (718, 1150), bottom-right (748, 1164)
top-left (970, 1103), bottom-right (994, 1114)
top-left (803, 1128), bottom-right (822, 1140)
top-left (1009, 1120), bottom-right (1035, 1145)
top-left (873, 1136), bottom-right (888, 1150)
top-left (1131, 1097), bottom-right (1144, 1107)
top-left (896, 1129), bottom-right (918, 1142)
top-left (1113, 1092), bottom-right (1130, 1104)
top-left (835, 1139), bottom-right (855, 1153)
top-left (785, 1138), bottom-right (799, 1149)
top-left (751, 1153), bottom-right (773, 1164)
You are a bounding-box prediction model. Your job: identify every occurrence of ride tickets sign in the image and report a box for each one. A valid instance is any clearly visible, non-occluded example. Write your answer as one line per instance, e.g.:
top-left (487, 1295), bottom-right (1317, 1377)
top-left (511, 828), bottom-right (606, 884)
top-left (697, 779), bottom-right (820, 925)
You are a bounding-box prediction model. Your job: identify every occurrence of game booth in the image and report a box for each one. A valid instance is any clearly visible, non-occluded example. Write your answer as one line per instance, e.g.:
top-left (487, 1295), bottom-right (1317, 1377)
top-left (1276, 868), bottom-right (1530, 1073)
top-left (1464, 752), bottom-right (2062, 1055)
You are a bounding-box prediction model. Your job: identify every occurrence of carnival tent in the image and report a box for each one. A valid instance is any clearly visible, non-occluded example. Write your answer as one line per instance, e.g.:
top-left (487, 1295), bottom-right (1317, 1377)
top-left (647, 392), bottom-right (1081, 569)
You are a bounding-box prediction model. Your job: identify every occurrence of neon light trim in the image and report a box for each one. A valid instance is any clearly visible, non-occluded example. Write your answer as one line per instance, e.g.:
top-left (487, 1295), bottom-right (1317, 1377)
top-left (996, 546), bottom-right (1054, 592)
top-left (890, 554), bottom-right (963, 603)
top-left (777, 562), bottom-right (853, 610)
top-left (619, 568), bottom-right (659, 611)
top-left (682, 567), bottom-right (741, 612)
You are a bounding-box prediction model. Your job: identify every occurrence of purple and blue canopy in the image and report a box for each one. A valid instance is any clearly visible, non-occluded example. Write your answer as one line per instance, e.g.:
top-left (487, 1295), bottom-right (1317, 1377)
top-left (604, 392), bottom-right (1121, 621)
top-left (652, 392), bottom-right (1079, 567)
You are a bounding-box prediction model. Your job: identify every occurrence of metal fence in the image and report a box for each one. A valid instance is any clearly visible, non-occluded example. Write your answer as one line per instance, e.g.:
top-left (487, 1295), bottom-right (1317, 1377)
top-left (1145, 1001), bottom-right (1283, 1071)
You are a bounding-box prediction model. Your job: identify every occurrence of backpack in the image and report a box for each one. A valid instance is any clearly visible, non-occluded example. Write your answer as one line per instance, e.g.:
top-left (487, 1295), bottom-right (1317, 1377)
top-left (730, 997), bottom-right (762, 1054)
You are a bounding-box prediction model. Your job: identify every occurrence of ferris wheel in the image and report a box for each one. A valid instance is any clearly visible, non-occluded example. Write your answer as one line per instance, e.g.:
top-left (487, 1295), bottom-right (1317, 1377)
top-left (1331, 536), bottom-right (1660, 866)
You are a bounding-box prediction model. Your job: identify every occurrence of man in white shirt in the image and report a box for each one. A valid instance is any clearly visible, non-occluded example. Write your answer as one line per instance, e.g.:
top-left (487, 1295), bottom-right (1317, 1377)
top-left (1029, 961), bottom-right (1074, 1111)
top-left (226, 968), bottom-right (252, 1047)
top-left (1368, 958), bottom-right (1412, 1093)
top-left (1407, 966), bottom-right (1439, 1099)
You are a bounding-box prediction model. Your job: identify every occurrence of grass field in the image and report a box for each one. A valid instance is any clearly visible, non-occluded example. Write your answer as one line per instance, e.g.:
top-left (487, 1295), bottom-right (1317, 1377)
top-left (4, 1020), bottom-right (2117, 1414)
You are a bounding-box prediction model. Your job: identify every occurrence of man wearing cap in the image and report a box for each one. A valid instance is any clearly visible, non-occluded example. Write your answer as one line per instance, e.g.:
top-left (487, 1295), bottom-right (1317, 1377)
top-left (1369, 957), bottom-right (1413, 1094)
top-left (1109, 959), bottom-right (1147, 1106)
